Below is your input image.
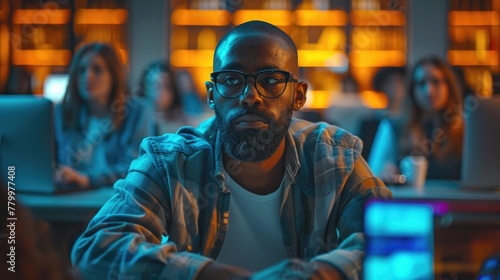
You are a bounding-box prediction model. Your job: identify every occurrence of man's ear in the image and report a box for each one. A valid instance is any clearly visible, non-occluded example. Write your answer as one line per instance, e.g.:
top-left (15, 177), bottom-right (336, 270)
top-left (205, 81), bottom-right (215, 110)
top-left (293, 81), bottom-right (308, 111)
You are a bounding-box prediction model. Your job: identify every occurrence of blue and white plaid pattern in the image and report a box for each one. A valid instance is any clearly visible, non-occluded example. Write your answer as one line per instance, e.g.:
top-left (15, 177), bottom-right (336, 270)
top-left (71, 117), bottom-right (392, 280)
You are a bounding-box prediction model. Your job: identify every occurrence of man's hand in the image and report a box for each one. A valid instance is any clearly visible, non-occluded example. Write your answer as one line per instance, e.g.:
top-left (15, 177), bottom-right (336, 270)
top-left (197, 259), bottom-right (344, 280)
top-left (197, 262), bottom-right (251, 280)
top-left (55, 166), bottom-right (90, 188)
top-left (309, 261), bottom-right (345, 280)
top-left (250, 259), bottom-right (344, 280)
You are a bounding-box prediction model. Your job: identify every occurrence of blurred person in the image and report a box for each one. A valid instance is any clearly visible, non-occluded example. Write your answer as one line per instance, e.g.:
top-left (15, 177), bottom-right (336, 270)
top-left (2, 67), bottom-right (33, 95)
top-left (138, 61), bottom-right (203, 134)
top-left (54, 43), bottom-right (153, 189)
top-left (358, 66), bottom-right (406, 158)
top-left (175, 69), bottom-right (208, 116)
top-left (372, 66), bottom-right (406, 117)
top-left (369, 55), bottom-right (464, 182)
top-left (0, 181), bottom-right (78, 280)
top-left (72, 20), bottom-right (391, 280)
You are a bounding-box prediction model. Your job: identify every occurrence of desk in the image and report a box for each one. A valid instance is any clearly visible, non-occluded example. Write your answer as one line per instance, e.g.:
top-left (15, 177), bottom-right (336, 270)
top-left (18, 187), bottom-right (115, 223)
top-left (389, 180), bottom-right (500, 278)
top-left (17, 180), bottom-right (500, 222)
top-left (390, 179), bottom-right (500, 201)
top-left (17, 187), bottom-right (116, 265)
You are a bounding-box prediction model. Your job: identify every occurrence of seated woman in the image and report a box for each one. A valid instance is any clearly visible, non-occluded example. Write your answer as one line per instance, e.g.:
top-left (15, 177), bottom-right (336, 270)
top-left (368, 55), bottom-right (464, 182)
top-left (137, 61), bottom-right (195, 135)
top-left (55, 43), bottom-right (153, 188)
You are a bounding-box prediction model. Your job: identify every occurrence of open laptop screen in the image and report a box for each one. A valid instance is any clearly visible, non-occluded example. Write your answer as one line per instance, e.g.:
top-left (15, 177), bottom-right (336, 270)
top-left (461, 96), bottom-right (500, 190)
top-left (43, 74), bottom-right (69, 104)
top-left (364, 199), bottom-right (500, 279)
top-left (364, 200), bottom-right (434, 280)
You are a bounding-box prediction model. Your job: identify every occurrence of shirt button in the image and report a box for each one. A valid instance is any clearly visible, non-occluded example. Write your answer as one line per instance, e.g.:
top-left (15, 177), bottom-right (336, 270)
top-left (187, 245), bottom-right (192, 251)
top-left (223, 218), bottom-right (228, 224)
top-left (223, 212), bottom-right (229, 218)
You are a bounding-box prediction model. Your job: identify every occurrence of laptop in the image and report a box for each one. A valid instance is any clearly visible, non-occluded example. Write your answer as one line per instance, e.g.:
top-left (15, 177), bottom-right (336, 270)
top-left (0, 96), bottom-right (81, 193)
top-left (364, 199), bottom-right (500, 280)
top-left (461, 96), bottom-right (500, 191)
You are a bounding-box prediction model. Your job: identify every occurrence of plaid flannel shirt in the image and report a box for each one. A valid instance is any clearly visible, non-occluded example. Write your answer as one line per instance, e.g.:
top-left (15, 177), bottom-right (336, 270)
top-left (71, 117), bottom-right (392, 280)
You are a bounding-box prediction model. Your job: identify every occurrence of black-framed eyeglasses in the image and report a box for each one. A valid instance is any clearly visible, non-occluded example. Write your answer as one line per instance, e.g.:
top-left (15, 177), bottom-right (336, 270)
top-left (210, 69), bottom-right (298, 99)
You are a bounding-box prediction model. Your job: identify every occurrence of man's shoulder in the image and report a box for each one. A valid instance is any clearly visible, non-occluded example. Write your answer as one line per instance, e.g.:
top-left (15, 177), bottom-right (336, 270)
top-left (289, 118), bottom-right (361, 150)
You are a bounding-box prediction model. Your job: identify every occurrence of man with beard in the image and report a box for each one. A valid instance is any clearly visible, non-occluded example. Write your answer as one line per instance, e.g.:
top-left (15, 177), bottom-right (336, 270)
top-left (72, 21), bottom-right (391, 280)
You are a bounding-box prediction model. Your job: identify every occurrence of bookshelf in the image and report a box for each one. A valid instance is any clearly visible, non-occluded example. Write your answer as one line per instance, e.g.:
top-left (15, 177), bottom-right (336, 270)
top-left (349, 0), bottom-right (407, 94)
top-left (10, 0), bottom-right (72, 94)
top-left (169, 0), bottom-right (407, 109)
top-left (3, 0), bottom-right (129, 95)
top-left (448, 0), bottom-right (500, 97)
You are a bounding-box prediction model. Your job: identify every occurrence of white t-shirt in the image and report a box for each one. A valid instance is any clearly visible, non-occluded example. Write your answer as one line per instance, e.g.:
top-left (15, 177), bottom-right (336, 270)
top-left (215, 167), bottom-right (287, 272)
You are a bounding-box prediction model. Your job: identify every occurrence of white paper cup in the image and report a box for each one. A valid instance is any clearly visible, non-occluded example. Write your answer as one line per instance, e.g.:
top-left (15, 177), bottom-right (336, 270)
top-left (400, 156), bottom-right (428, 189)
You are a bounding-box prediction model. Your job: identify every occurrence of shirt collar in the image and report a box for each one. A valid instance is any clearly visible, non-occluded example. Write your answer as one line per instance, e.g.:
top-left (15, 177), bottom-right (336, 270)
top-left (213, 128), bottom-right (301, 193)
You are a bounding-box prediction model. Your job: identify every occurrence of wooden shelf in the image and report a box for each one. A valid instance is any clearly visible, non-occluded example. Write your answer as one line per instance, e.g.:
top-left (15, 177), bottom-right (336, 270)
top-left (292, 10), bottom-right (347, 26)
top-left (170, 49), bottom-right (214, 67)
top-left (13, 50), bottom-right (71, 66)
top-left (74, 9), bottom-right (127, 25)
top-left (13, 9), bottom-right (71, 24)
top-left (350, 10), bottom-right (406, 26)
top-left (448, 50), bottom-right (499, 66)
top-left (233, 10), bottom-right (292, 26)
top-left (449, 11), bottom-right (499, 26)
top-left (350, 50), bottom-right (405, 67)
top-left (298, 50), bottom-right (346, 67)
top-left (171, 9), bottom-right (231, 26)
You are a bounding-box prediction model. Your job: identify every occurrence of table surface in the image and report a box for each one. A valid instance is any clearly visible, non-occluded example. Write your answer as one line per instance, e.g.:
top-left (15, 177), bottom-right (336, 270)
top-left (18, 187), bottom-right (115, 222)
top-left (17, 180), bottom-right (500, 222)
top-left (389, 179), bottom-right (500, 201)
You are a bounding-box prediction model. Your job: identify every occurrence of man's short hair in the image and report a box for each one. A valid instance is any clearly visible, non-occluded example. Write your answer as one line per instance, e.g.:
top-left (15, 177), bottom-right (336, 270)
top-left (213, 20), bottom-right (298, 69)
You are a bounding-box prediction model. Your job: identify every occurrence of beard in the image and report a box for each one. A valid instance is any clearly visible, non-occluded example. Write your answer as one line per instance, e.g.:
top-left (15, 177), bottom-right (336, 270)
top-left (215, 106), bottom-right (293, 162)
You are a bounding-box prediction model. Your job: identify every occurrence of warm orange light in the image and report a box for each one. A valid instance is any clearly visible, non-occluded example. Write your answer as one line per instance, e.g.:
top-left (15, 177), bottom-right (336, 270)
top-left (13, 50), bottom-right (71, 65)
top-left (13, 9), bottom-right (71, 24)
top-left (298, 50), bottom-right (347, 67)
top-left (171, 9), bottom-right (231, 26)
top-left (448, 50), bottom-right (499, 66)
top-left (0, 25), bottom-right (9, 86)
top-left (449, 11), bottom-right (499, 26)
top-left (233, 10), bottom-right (292, 26)
top-left (75, 9), bottom-right (127, 25)
top-left (304, 90), bottom-right (331, 109)
top-left (350, 50), bottom-right (405, 67)
top-left (293, 10), bottom-right (347, 26)
top-left (351, 10), bottom-right (406, 26)
top-left (360, 90), bottom-right (388, 109)
top-left (116, 48), bottom-right (128, 64)
top-left (170, 50), bottom-right (214, 67)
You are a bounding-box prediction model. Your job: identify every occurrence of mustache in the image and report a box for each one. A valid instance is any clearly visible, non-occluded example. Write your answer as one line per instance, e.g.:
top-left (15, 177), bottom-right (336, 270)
top-left (229, 108), bottom-right (272, 125)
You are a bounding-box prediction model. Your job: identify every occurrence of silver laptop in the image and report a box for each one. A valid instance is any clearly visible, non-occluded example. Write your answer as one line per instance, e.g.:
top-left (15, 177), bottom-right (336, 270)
top-left (461, 96), bottom-right (500, 190)
top-left (0, 96), bottom-right (79, 193)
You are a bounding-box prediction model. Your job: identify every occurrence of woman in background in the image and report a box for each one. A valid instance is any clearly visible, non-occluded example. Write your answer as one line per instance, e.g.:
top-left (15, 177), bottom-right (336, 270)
top-left (55, 43), bottom-right (153, 188)
top-left (369, 55), bottom-right (464, 182)
top-left (138, 61), bottom-right (194, 134)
